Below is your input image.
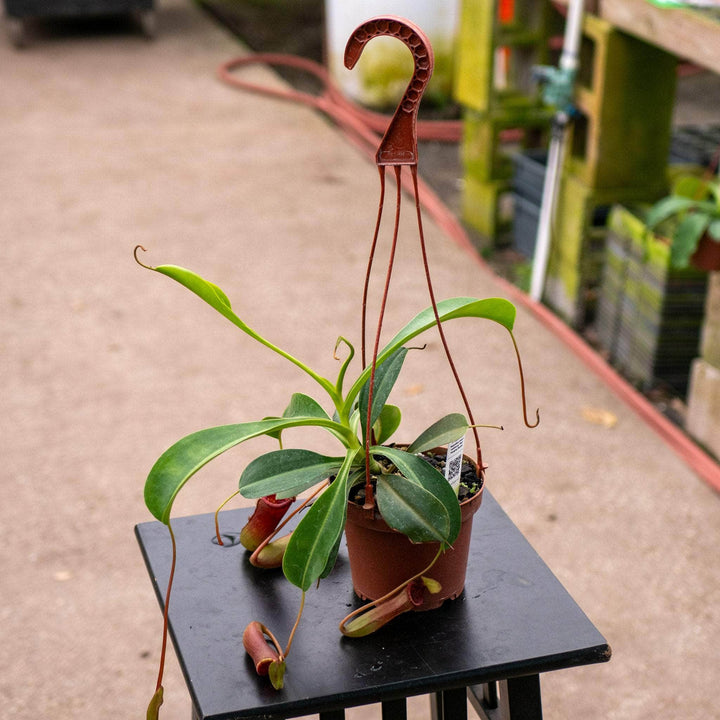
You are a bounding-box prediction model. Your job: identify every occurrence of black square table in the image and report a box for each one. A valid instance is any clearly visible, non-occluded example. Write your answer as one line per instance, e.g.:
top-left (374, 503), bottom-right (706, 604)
top-left (135, 491), bottom-right (610, 719)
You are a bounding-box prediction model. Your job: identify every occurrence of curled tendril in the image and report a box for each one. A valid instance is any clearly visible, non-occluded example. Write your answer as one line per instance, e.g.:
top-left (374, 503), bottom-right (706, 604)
top-left (333, 336), bottom-right (355, 362)
top-left (509, 331), bottom-right (540, 429)
top-left (134, 244), bottom-right (154, 270)
top-left (334, 336), bottom-right (355, 394)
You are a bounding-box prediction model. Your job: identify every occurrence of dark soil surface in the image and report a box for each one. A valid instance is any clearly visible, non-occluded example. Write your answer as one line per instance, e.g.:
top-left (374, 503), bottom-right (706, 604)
top-left (348, 450), bottom-right (481, 507)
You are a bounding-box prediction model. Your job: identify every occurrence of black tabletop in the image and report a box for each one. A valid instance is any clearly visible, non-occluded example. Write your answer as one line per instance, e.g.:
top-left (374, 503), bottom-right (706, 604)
top-left (135, 491), bottom-right (610, 719)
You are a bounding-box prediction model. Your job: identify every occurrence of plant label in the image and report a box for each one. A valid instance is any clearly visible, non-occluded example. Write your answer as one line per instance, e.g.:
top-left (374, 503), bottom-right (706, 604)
top-left (445, 436), bottom-right (465, 490)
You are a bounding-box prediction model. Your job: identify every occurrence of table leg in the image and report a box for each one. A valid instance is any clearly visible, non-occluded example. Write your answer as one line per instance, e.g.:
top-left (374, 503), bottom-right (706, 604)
top-left (468, 675), bottom-right (542, 720)
top-left (499, 675), bottom-right (542, 719)
top-left (431, 687), bottom-right (468, 720)
top-left (382, 698), bottom-right (407, 719)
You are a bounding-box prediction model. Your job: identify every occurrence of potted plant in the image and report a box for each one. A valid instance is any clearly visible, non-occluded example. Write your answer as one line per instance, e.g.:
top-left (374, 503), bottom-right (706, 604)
top-left (137, 16), bottom-right (538, 717)
top-left (136, 247), bottom-right (536, 694)
top-left (646, 173), bottom-right (720, 272)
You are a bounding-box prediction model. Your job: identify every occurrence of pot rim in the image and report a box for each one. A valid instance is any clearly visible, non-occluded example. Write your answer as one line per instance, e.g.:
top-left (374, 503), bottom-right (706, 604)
top-left (347, 443), bottom-right (484, 531)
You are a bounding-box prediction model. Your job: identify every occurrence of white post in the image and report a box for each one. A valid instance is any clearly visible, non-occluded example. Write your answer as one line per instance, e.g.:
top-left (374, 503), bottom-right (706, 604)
top-left (529, 0), bottom-right (585, 303)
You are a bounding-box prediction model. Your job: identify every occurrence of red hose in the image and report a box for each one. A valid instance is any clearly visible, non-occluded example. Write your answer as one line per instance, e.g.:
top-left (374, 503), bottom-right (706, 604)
top-left (218, 53), bottom-right (720, 494)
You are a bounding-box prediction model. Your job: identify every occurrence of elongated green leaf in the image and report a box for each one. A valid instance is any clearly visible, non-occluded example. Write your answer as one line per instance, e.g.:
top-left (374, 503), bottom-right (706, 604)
top-left (319, 530), bottom-right (343, 580)
top-left (239, 449), bottom-right (343, 499)
top-left (359, 348), bottom-right (407, 443)
top-left (283, 393), bottom-right (330, 420)
top-left (345, 298), bottom-right (516, 411)
top-left (372, 446), bottom-right (461, 544)
top-left (383, 297), bottom-right (516, 352)
top-left (672, 213), bottom-right (711, 268)
top-left (260, 416), bottom-right (283, 443)
top-left (376, 473), bottom-right (450, 543)
top-left (375, 404), bottom-right (402, 445)
top-left (282, 449), bottom-right (358, 591)
top-left (646, 196), bottom-right (703, 229)
top-left (144, 417), bottom-right (350, 524)
top-left (406, 413), bottom-right (468, 454)
top-left (152, 264), bottom-right (234, 316)
top-left (140, 260), bottom-right (337, 398)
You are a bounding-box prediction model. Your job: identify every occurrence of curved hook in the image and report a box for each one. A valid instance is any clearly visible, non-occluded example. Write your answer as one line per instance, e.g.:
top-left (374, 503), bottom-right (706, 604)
top-left (344, 16), bottom-right (434, 167)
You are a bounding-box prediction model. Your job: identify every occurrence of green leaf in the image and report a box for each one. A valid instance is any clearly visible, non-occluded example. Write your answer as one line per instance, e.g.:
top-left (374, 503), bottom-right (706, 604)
top-left (376, 473), bottom-right (450, 543)
top-left (283, 393), bottom-right (330, 420)
top-left (319, 531), bottom-right (343, 579)
top-left (144, 417), bottom-right (351, 524)
top-left (372, 446), bottom-right (461, 544)
top-left (138, 259), bottom-right (338, 399)
top-left (152, 264), bottom-right (233, 316)
top-left (268, 660), bottom-right (286, 690)
top-left (359, 348), bottom-right (407, 442)
top-left (406, 413), bottom-right (468, 454)
top-left (673, 174), bottom-right (711, 200)
top-left (646, 196), bottom-right (701, 228)
top-left (260, 416), bottom-right (283, 442)
top-left (375, 404), bottom-right (402, 445)
top-left (672, 213), bottom-right (711, 268)
top-left (282, 449), bottom-right (358, 591)
top-left (239, 449), bottom-right (343, 499)
top-left (345, 298), bottom-right (516, 412)
top-left (421, 576), bottom-right (442, 594)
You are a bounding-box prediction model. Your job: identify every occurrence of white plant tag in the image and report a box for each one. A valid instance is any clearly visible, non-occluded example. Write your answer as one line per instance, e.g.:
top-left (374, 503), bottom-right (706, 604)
top-left (445, 436), bottom-right (465, 491)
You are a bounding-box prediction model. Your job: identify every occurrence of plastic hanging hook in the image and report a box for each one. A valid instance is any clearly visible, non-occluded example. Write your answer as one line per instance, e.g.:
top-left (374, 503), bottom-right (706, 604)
top-left (344, 16), bottom-right (434, 167)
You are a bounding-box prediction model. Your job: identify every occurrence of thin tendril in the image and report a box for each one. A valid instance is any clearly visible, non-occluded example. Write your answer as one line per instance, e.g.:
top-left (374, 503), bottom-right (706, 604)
top-left (214, 490), bottom-right (241, 545)
top-left (509, 330), bottom-right (540, 428)
top-left (364, 166), bottom-right (402, 508)
top-left (282, 591), bottom-right (306, 660)
top-left (155, 521), bottom-right (177, 693)
top-left (410, 167), bottom-right (484, 471)
top-left (133, 244), bottom-right (153, 269)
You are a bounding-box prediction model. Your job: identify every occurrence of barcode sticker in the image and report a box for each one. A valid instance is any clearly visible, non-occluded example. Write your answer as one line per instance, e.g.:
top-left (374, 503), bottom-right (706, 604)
top-left (445, 436), bottom-right (465, 490)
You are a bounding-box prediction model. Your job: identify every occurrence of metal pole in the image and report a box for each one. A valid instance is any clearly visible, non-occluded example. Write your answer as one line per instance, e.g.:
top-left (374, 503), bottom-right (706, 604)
top-left (530, 0), bottom-right (585, 302)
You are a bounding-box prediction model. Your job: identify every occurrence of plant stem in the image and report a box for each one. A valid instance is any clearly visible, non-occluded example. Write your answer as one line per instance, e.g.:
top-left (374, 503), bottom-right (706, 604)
top-left (155, 521), bottom-right (177, 693)
top-left (282, 591), bottom-right (306, 659)
top-left (214, 489), bottom-right (241, 545)
top-left (508, 330), bottom-right (540, 428)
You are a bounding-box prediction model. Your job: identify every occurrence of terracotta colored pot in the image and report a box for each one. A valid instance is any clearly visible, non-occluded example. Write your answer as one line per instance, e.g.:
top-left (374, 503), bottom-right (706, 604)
top-left (691, 233), bottom-right (720, 273)
top-left (344, 454), bottom-right (484, 611)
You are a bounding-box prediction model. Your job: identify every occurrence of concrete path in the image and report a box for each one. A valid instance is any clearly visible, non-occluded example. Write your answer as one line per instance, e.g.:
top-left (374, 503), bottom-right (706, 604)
top-left (1, 2), bottom-right (718, 719)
